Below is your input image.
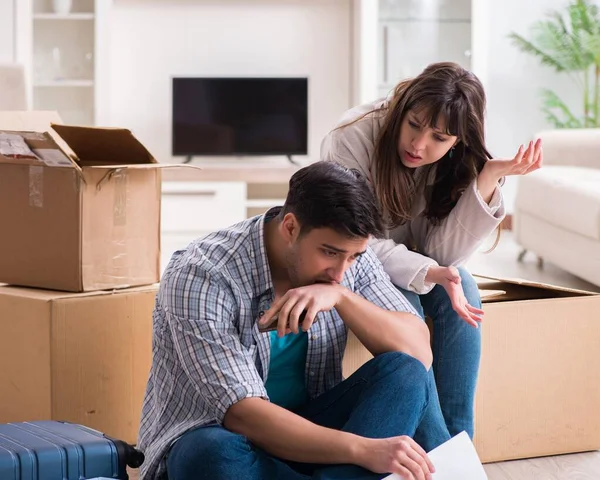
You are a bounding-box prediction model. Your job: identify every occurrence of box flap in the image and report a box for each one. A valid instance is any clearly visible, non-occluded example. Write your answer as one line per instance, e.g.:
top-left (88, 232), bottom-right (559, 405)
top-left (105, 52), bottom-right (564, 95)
top-left (474, 274), bottom-right (598, 296)
top-left (0, 111), bottom-right (79, 169)
top-left (479, 289), bottom-right (506, 301)
top-left (51, 124), bottom-right (158, 166)
top-left (85, 163), bottom-right (203, 171)
top-left (86, 163), bottom-right (203, 190)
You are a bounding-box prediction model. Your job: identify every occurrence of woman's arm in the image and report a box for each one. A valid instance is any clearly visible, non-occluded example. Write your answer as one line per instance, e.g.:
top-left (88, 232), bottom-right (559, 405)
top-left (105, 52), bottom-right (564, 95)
top-left (416, 140), bottom-right (543, 267)
top-left (413, 178), bottom-right (505, 267)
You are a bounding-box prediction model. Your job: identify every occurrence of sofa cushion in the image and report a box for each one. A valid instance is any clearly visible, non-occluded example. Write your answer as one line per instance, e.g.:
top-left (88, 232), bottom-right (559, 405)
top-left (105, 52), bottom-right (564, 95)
top-left (516, 166), bottom-right (600, 241)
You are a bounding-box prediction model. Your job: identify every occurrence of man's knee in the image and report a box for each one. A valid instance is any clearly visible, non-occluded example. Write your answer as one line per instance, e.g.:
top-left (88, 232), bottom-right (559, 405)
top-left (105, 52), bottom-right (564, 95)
top-left (167, 425), bottom-right (251, 480)
top-left (369, 351), bottom-right (430, 383)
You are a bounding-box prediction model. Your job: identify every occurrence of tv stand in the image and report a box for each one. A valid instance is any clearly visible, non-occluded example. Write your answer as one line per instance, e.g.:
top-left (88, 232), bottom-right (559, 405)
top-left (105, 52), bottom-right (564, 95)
top-left (180, 155), bottom-right (301, 166)
top-left (286, 155), bottom-right (300, 166)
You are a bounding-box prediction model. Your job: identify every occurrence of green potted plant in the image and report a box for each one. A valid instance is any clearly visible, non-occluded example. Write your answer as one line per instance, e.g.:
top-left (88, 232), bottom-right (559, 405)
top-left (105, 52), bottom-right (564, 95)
top-left (509, 0), bottom-right (600, 128)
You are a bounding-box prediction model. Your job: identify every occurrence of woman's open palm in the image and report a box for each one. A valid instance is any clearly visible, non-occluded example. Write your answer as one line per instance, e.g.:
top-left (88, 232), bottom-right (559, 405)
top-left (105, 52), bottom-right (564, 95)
top-left (483, 138), bottom-right (543, 180)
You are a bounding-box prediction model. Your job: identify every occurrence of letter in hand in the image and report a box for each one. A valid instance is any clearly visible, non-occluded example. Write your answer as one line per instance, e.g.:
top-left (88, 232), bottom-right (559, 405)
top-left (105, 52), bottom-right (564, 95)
top-left (364, 436), bottom-right (435, 480)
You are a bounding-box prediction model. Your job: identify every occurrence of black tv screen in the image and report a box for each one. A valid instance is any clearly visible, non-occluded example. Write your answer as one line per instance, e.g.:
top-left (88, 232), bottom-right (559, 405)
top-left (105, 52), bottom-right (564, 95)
top-left (172, 77), bottom-right (308, 156)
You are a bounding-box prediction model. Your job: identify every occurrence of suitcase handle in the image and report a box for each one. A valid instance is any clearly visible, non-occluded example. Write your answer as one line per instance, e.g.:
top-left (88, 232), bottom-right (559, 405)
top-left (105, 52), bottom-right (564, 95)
top-left (105, 434), bottom-right (145, 476)
top-left (123, 442), bottom-right (145, 469)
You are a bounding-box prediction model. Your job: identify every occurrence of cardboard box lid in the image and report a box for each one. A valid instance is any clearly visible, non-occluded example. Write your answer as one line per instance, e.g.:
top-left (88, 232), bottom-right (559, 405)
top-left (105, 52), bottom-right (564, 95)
top-left (0, 112), bottom-right (202, 176)
top-left (478, 289), bottom-right (506, 301)
top-left (475, 274), bottom-right (598, 303)
top-left (0, 284), bottom-right (159, 302)
top-left (50, 124), bottom-right (203, 175)
top-left (51, 124), bottom-right (157, 166)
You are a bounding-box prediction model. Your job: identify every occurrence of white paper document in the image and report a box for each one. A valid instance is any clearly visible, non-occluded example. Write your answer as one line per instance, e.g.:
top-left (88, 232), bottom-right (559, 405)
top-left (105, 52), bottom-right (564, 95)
top-left (384, 431), bottom-right (488, 480)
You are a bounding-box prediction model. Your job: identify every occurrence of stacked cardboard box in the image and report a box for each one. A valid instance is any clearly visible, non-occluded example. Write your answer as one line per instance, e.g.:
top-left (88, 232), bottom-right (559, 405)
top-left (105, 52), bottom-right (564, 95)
top-left (0, 112), bottom-right (183, 443)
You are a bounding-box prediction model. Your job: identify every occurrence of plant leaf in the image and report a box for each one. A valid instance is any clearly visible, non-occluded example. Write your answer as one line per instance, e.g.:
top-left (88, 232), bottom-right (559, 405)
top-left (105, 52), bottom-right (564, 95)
top-left (540, 88), bottom-right (584, 128)
top-left (508, 32), bottom-right (569, 71)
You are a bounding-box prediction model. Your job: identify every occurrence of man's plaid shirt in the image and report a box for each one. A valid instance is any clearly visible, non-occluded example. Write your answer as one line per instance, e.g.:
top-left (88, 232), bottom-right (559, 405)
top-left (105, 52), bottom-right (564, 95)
top-left (138, 209), bottom-right (416, 479)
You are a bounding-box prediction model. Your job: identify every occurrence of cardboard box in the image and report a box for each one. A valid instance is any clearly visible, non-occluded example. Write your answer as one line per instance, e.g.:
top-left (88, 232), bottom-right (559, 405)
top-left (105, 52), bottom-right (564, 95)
top-left (0, 284), bottom-right (158, 444)
top-left (0, 111), bottom-right (181, 292)
top-left (342, 275), bottom-right (600, 463)
top-left (473, 275), bottom-right (600, 463)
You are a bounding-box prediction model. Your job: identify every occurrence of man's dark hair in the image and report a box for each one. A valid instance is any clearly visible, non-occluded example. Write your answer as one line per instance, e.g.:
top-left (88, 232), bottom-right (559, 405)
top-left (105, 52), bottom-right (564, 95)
top-left (280, 162), bottom-right (385, 238)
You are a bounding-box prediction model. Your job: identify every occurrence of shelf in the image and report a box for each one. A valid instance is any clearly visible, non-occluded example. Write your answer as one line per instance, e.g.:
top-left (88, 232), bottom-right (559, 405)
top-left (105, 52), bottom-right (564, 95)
top-left (379, 18), bottom-right (471, 23)
top-left (246, 199), bottom-right (286, 208)
top-left (33, 13), bottom-right (95, 20)
top-left (34, 80), bottom-right (94, 87)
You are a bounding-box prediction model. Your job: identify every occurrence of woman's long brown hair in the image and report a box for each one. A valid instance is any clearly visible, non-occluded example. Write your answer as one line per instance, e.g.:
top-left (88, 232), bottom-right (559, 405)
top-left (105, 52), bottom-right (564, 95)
top-left (374, 62), bottom-right (494, 227)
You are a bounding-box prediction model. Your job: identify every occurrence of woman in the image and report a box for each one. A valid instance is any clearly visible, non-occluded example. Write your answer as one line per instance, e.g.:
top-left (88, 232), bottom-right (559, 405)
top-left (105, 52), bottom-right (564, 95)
top-left (321, 62), bottom-right (542, 440)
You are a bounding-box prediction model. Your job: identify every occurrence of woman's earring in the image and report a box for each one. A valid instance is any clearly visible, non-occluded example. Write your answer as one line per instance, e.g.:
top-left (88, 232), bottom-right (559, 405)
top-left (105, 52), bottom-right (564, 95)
top-left (449, 146), bottom-right (455, 158)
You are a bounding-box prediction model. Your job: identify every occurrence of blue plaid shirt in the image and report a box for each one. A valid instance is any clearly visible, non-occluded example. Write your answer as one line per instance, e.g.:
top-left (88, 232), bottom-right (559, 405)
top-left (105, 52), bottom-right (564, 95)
top-left (138, 209), bottom-right (417, 479)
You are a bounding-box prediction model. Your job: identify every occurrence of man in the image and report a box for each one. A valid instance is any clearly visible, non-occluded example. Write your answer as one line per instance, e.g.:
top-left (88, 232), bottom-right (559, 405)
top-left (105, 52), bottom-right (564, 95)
top-left (138, 162), bottom-right (449, 480)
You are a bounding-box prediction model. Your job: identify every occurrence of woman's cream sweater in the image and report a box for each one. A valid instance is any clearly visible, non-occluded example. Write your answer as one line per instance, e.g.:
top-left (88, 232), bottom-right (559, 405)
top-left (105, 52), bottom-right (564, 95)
top-left (320, 99), bottom-right (505, 294)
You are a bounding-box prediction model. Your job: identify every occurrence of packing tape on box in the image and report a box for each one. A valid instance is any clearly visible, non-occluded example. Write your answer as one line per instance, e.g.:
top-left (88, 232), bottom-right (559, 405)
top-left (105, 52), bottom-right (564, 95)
top-left (96, 168), bottom-right (120, 191)
top-left (28, 165), bottom-right (43, 208)
top-left (113, 169), bottom-right (127, 227)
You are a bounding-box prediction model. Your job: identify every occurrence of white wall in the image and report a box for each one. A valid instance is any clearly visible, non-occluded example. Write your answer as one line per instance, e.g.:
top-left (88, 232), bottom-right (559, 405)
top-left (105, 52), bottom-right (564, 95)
top-left (352, 0), bottom-right (378, 105)
top-left (473, 0), bottom-right (582, 212)
top-left (109, 0), bottom-right (352, 164)
top-left (0, 0), bottom-right (15, 63)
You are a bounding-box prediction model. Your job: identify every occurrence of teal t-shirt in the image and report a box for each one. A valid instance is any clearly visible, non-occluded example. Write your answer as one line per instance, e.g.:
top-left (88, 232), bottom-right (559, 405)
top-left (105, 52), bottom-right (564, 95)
top-left (265, 330), bottom-right (309, 410)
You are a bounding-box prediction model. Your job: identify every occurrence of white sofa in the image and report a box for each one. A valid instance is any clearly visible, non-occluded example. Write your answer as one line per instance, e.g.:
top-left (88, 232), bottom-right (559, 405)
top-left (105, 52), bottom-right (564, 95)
top-left (514, 128), bottom-right (600, 287)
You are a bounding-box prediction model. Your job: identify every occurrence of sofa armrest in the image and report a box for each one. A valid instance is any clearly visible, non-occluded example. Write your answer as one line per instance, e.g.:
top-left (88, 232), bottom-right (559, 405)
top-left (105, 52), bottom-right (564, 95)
top-left (536, 129), bottom-right (600, 169)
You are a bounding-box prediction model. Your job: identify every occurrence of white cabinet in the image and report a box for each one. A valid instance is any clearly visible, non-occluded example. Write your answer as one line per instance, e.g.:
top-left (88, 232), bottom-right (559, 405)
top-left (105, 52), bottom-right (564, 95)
top-left (377, 0), bottom-right (472, 96)
top-left (160, 181), bottom-right (247, 273)
top-left (15, 0), bottom-right (112, 125)
top-left (0, 0), bottom-right (14, 63)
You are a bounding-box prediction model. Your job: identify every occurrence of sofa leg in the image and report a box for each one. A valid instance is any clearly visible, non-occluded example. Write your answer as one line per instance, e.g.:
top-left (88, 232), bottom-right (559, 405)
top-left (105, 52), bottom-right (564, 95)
top-left (517, 248), bottom-right (528, 262)
top-left (537, 256), bottom-right (544, 269)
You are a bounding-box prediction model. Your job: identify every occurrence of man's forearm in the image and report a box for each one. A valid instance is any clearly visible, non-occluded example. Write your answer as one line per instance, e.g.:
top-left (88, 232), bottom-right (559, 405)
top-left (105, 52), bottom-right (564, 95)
top-left (336, 288), bottom-right (432, 368)
top-left (223, 397), bottom-right (368, 465)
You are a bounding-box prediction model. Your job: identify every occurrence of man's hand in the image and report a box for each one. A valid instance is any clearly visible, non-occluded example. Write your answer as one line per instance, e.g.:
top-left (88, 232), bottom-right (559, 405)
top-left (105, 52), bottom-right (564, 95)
top-left (258, 283), bottom-right (345, 337)
top-left (357, 436), bottom-right (435, 480)
top-left (426, 266), bottom-right (483, 328)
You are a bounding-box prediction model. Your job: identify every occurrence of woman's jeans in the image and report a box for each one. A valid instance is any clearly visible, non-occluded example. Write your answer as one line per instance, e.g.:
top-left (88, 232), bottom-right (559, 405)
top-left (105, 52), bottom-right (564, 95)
top-left (166, 351), bottom-right (449, 480)
top-left (399, 266), bottom-right (482, 439)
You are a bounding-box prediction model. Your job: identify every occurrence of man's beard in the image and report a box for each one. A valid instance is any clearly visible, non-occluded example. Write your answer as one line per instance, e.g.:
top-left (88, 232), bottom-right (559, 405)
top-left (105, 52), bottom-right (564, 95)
top-left (285, 248), bottom-right (303, 288)
top-left (286, 248), bottom-right (318, 288)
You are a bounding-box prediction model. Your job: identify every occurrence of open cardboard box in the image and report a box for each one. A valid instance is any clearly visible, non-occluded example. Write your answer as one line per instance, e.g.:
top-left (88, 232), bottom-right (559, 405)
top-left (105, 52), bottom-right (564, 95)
top-left (342, 274), bottom-right (600, 463)
top-left (0, 112), bottom-right (200, 292)
top-left (0, 283), bottom-right (158, 444)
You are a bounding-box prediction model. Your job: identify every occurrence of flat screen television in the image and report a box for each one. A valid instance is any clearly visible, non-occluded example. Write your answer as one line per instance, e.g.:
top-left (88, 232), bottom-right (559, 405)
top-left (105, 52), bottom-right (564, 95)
top-left (172, 77), bottom-right (308, 158)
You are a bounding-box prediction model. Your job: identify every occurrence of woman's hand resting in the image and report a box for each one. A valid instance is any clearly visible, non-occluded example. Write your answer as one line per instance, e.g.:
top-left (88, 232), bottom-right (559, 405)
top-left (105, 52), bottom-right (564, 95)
top-left (426, 266), bottom-right (484, 328)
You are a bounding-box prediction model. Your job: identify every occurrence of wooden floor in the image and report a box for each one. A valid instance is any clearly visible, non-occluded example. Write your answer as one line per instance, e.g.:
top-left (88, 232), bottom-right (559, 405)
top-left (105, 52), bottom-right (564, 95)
top-left (129, 451), bottom-right (600, 480)
top-left (128, 233), bottom-right (600, 479)
top-left (483, 450), bottom-right (600, 479)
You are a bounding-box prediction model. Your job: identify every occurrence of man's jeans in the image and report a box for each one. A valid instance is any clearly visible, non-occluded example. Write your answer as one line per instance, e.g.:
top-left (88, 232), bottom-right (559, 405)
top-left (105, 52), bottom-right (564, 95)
top-left (166, 351), bottom-right (449, 480)
top-left (399, 267), bottom-right (482, 439)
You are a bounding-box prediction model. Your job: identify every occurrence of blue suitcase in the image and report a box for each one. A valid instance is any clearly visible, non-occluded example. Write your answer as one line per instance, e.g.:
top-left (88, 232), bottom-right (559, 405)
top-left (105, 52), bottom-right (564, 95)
top-left (0, 420), bottom-right (144, 480)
